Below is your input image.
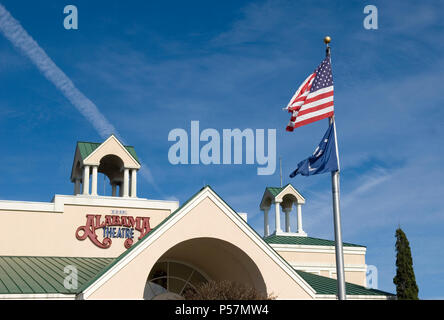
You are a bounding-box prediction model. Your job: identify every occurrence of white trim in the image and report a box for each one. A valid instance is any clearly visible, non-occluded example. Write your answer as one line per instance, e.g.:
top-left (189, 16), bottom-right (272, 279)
top-left (291, 263), bottom-right (367, 272)
top-left (269, 243), bottom-right (366, 255)
top-left (0, 293), bottom-right (76, 300)
top-left (81, 187), bottom-right (318, 299)
top-left (302, 270), bottom-right (321, 276)
top-left (273, 230), bottom-right (307, 237)
top-left (0, 194), bottom-right (179, 214)
top-left (0, 200), bottom-right (56, 213)
top-left (83, 135), bottom-right (140, 169)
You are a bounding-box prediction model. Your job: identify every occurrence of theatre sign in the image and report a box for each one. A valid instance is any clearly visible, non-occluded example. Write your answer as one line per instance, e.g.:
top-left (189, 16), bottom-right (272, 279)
top-left (76, 213), bottom-right (152, 249)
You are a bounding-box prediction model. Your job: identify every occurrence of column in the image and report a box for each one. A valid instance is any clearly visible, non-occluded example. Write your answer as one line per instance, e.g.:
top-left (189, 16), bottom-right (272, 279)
top-left (74, 178), bottom-right (80, 195)
top-left (297, 203), bottom-right (303, 234)
top-left (111, 183), bottom-right (117, 197)
top-left (91, 166), bottom-right (98, 196)
top-left (274, 200), bottom-right (282, 233)
top-left (283, 207), bottom-right (292, 233)
top-left (263, 207), bottom-right (270, 237)
top-left (130, 169), bottom-right (137, 198)
top-left (123, 168), bottom-right (129, 197)
top-left (82, 165), bottom-right (90, 195)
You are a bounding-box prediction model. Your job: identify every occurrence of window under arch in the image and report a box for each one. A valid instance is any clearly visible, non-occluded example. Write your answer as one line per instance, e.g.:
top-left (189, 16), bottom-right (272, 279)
top-left (143, 260), bottom-right (209, 300)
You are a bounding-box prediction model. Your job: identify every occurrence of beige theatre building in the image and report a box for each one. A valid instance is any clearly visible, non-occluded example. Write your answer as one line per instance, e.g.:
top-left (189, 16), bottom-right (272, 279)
top-left (0, 135), bottom-right (393, 300)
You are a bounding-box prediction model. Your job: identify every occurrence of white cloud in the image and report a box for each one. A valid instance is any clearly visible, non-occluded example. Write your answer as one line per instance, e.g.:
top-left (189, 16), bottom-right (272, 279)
top-left (0, 4), bottom-right (118, 140)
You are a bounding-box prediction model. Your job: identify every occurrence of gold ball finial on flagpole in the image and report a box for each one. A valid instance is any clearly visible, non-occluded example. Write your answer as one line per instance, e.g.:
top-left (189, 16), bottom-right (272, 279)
top-left (324, 36), bottom-right (331, 44)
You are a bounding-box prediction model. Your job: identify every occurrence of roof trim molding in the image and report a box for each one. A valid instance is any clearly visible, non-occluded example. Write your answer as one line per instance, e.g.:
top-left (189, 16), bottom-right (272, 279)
top-left (270, 244), bottom-right (367, 255)
top-left (81, 186), bottom-right (317, 299)
top-left (83, 135), bottom-right (140, 169)
top-left (0, 194), bottom-right (179, 213)
top-left (0, 293), bottom-right (77, 300)
top-left (260, 184), bottom-right (305, 209)
top-left (275, 184), bottom-right (305, 203)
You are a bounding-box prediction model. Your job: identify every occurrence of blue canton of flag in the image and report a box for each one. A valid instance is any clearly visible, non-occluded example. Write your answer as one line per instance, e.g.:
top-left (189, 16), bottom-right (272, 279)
top-left (290, 123), bottom-right (339, 177)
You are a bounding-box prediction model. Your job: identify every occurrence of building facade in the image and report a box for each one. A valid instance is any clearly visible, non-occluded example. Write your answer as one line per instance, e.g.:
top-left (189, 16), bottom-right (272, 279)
top-left (0, 135), bottom-right (393, 300)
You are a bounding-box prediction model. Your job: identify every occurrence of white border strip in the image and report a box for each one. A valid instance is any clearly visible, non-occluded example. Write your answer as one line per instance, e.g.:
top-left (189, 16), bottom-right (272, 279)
top-left (270, 244), bottom-right (366, 255)
top-left (0, 194), bottom-right (179, 213)
top-left (0, 293), bottom-right (76, 300)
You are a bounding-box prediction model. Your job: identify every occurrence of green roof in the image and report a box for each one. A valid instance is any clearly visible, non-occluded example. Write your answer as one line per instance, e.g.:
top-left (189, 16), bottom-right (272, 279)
top-left (0, 256), bottom-right (114, 295)
top-left (295, 270), bottom-right (394, 297)
top-left (264, 235), bottom-right (365, 248)
top-left (265, 184), bottom-right (291, 197)
top-left (77, 141), bottom-right (140, 164)
top-left (0, 256), bottom-right (393, 297)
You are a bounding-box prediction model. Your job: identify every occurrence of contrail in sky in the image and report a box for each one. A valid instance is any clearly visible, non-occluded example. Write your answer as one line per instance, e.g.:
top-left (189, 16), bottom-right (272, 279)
top-left (0, 4), bottom-right (158, 191)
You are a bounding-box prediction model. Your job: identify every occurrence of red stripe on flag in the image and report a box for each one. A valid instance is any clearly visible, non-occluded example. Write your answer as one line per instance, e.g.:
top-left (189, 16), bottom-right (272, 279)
top-left (292, 111), bottom-right (334, 129)
top-left (297, 101), bottom-right (334, 117)
top-left (287, 73), bottom-right (316, 106)
top-left (304, 90), bottom-right (334, 104)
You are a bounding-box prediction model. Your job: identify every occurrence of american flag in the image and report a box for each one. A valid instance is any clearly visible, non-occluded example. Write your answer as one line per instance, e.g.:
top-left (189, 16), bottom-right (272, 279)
top-left (284, 53), bottom-right (334, 131)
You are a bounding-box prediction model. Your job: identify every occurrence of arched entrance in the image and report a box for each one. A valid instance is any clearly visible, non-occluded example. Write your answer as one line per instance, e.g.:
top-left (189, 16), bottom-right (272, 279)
top-left (143, 237), bottom-right (267, 300)
top-left (144, 260), bottom-right (209, 300)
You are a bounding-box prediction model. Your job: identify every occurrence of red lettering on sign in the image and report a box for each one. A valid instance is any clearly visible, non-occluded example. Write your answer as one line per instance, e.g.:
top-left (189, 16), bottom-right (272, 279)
top-left (76, 214), bottom-right (111, 249)
top-left (75, 214), bottom-right (152, 249)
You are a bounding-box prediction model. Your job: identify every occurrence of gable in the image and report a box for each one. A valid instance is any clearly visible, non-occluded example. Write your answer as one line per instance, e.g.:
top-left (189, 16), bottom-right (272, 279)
top-left (82, 135), bottom-right (140, 169)
top-left (81, 186), bottom-right (317, 299)
top-left (274, 184), bottom-right (305, 203)
top-left (78, 142), bottom-right (140, 164)
top-left (260, 184), bottom-right (305, 209)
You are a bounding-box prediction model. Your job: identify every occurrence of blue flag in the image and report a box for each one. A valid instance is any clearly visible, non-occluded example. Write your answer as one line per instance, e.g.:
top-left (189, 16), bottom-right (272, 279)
top-left (290, 123), bottom-right (339, 177)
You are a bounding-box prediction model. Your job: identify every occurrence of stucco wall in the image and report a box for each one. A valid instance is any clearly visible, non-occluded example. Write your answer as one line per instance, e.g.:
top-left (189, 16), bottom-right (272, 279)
top-left (86, 196), bottom-right (315, 300)
top-left (0, 199), bottom-right (175, 257)
top-left (275, 250), bottom-right (366, 286)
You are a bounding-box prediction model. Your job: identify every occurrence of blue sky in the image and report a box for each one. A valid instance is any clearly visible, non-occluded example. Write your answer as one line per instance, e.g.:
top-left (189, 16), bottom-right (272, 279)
top-left (1, 0), bottom-right (443, 298)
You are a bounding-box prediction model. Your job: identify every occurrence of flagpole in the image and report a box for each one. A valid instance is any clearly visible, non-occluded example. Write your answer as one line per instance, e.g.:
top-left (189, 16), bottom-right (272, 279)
top-left (325, 36), bottom-right (347, 300)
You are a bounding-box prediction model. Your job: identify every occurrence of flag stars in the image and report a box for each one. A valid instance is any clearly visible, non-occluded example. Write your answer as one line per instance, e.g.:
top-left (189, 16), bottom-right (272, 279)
top-left (285, 55), bottom-right (334, 131)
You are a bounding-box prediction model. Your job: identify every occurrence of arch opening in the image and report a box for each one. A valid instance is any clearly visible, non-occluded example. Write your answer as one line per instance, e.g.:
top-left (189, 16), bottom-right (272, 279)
top-left (96, 154), bottom-right (124, 196)
top-left (143, 237), bottom-right (267, 300)
top-left (98, 154), bottom-right (124, 182)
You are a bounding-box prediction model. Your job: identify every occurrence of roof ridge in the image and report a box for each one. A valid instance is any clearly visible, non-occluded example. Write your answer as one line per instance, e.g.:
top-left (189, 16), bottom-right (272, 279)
top-left (77, 141), bottom-right (135, 148)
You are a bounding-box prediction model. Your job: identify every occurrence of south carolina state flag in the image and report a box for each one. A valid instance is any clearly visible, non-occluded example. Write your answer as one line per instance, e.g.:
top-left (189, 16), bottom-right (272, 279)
top-left (290, 123), bottom-right (339, 177)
